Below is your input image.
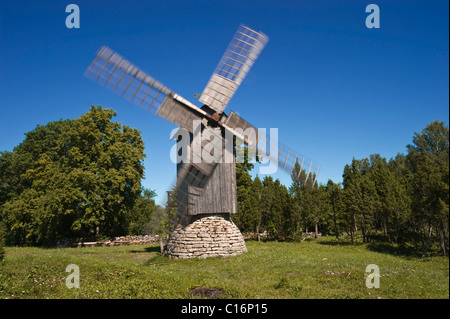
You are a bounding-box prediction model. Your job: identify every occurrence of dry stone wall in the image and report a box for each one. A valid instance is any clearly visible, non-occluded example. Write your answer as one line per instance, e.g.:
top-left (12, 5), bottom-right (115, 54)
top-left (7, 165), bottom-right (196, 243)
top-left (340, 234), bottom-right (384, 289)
top-left (58, 235), bottom-right (160, 247)
top-left (164, 214), bottom-right (247, 259)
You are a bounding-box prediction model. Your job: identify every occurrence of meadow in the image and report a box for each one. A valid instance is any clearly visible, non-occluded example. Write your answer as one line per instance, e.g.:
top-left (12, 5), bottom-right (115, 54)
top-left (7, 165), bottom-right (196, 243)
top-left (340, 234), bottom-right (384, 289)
top-left (0, 238), bottom-right (448, 299)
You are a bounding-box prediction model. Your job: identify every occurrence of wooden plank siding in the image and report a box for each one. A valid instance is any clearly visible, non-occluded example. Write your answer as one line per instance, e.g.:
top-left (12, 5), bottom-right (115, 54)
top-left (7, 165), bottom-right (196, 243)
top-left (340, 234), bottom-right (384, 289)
top-left (175, 129), bottom-right (237, 216)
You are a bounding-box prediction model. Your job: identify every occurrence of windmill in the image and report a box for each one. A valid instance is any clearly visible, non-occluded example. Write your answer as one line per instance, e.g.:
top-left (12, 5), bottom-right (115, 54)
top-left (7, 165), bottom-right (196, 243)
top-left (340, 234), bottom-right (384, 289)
top-left (85, 24), bottom-right (319, 259)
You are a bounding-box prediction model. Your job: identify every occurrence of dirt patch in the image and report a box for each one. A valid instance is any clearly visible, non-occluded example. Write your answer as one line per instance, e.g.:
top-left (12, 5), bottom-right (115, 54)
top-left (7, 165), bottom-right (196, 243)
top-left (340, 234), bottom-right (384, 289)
top-left (189, 287), bottom-right (223, 299)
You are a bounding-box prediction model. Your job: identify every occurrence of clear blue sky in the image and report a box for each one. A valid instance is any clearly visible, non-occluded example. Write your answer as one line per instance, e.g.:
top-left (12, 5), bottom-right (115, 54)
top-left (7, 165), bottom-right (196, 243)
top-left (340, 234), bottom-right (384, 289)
top-left (1, 0), bottom-right (448, 205)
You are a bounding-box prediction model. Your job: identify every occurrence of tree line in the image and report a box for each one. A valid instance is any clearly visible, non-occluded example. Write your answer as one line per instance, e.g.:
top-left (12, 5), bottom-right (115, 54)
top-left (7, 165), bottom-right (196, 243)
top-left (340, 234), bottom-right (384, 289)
top-left (233, 120), bottom-right (449, 256)
top-left (0, 106), bottom-right (448, 257)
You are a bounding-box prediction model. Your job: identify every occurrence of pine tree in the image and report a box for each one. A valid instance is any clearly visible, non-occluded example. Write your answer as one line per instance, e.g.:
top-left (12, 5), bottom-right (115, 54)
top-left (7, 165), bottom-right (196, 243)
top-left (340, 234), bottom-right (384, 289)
top-left (325, 180), bottom-right (343, 240)
top-left (407, 121), bottom-right (449, 256)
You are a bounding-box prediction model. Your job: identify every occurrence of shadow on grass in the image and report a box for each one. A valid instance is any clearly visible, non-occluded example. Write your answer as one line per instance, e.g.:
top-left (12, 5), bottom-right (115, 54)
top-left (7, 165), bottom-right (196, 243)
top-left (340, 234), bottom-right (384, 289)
top-left (129, 245), bottom-right (161, 254)
top-left (366, 242), bottom-right (420, 258)
top-left (127, 244), bottom-right (173, 266)
top-left (143, 254), bottom-right (172, 266)
top-left (317, 240), bottom-right (364, 247)
top-left (318, 239), bottom-right (420, 258)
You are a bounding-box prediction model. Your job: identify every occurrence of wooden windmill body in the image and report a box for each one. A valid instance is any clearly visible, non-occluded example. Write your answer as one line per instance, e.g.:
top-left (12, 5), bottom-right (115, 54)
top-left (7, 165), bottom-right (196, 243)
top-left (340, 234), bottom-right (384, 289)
top-left (86, 24), bottom-right (320, 259)
top-left (174, 129), bottom-right (237, 222)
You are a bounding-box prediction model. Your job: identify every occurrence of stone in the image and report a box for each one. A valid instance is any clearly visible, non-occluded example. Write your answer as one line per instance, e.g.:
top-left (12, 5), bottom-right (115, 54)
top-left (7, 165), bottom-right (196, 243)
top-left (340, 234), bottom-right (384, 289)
top-left (164, 214), bottom-right (247, 259)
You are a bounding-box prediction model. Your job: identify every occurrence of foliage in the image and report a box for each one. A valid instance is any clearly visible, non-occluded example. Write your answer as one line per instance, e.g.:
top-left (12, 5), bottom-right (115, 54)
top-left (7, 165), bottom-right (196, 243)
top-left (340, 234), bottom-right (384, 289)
top-left (0, 106), bottom-right (146, 246)
top-left (406, 120), bottom-right (449, 256)
top-left (235, 121), bottom-right (449, 256)
top-left (128, 187), bottom-right (157, 235)
top-left (234, 143), bottom-right (259, 233)
top-left (0, 222), bottom-right (5, 261)
top-left (0, 104), bottom-right (447, 257)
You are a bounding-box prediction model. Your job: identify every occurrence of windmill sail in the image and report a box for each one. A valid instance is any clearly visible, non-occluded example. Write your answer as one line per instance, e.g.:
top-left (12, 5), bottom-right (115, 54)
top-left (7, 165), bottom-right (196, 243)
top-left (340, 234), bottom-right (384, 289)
top-left (199, 24), bottom-right (269, 114)
top-left (85, 46), bottom-right (207, 131)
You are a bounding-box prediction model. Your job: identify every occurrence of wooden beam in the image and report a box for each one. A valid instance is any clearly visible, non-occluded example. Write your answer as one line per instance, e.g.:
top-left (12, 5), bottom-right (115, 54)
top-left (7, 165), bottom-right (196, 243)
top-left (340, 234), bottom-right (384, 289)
top-left (312, 166), bottom-right (320, 188)
top-left (122, 70), bottom-right (139, 96)
top-left (283, 149), bottom-right (290, 169)
top-left (305, 162), bottom-right (312, 184)
top-left (139, 81), bottom-right (155, 105)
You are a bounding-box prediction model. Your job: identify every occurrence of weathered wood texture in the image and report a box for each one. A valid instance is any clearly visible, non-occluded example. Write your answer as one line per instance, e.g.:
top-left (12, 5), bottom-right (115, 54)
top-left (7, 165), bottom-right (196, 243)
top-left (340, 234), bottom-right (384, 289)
top-left (175, 128), bottom-right (237, 216)
top-left (222, 111), bottom-right (261, 146)
top-left (199, 24), bottom-right (269, 114)
top-left (199, 74), bottom-right (239, 114)
top-left (157, 95), bottom-right (202, 132)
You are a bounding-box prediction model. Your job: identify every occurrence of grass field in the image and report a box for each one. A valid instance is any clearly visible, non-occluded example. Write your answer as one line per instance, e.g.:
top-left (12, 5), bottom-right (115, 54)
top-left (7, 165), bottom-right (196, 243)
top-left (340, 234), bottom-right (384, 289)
top-left (0, 238), bottom-right (448, 299)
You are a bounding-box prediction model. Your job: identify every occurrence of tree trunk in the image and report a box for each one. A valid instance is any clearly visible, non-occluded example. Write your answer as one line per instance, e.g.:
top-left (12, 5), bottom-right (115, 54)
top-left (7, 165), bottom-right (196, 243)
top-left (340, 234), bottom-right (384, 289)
top-left (421, 224), bottom-right (433, 258)
top-left (314, 221), bottom-right (319, 239)
top-left (439, 225), bottom-right (448, 257)
top-left (159, 237), bottom-right (164, 254)
top-left (361, 222), bottom-right (366, 243)
top-left (255, 223), bottom-right (260, 241)
top-left (332, 202), bottom-right (338, 240)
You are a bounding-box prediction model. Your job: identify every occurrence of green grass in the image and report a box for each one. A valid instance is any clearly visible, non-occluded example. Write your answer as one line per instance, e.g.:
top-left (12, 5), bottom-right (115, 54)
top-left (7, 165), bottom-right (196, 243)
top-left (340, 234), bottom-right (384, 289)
top-left (0, 238), bottom-right (448, 299)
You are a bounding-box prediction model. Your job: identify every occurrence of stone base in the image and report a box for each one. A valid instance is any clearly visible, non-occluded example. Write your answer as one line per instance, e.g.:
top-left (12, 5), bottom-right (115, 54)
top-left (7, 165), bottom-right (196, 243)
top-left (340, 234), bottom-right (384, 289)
top-left (164, 214), bottom-right (247, 259)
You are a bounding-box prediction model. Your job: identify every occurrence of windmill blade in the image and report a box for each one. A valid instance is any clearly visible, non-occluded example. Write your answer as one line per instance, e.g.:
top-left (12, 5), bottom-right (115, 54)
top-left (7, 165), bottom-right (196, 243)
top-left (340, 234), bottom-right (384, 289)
top-left (85, 46), bottom-right (208, 132)
top-left (221, 111), bottom-right (261, 147)
top-left (157, 165), bottom-right (210, 235)
top-left (224, 112), bottom-right (320, 188)
top-left (221, 110), bottom-right (320, 188)
top-left (159, 162), bottom-right (217, 234)
top-left (260, 140), bottom-right (320, 188)
top-left (157, 94), bottom-right (205, 134)
top-left (199, 24), bottom-right (269, 114)
top-left (174, 162), bottom-right (212, 220)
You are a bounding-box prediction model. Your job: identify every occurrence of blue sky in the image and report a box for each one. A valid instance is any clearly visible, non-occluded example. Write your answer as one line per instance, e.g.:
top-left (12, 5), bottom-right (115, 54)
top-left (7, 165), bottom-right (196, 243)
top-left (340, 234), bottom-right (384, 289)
top-left (1, 0), bottom-right (448, 205)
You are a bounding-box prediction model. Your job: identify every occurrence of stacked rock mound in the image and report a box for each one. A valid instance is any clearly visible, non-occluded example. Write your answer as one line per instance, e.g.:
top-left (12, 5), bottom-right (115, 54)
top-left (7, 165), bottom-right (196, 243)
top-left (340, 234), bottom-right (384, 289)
top-left (164, 214), bottom-right (247, 259)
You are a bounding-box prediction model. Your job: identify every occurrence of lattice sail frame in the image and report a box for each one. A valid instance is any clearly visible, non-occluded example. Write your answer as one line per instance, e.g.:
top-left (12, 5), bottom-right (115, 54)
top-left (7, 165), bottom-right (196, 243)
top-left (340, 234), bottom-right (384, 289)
top-left (85, 46), bottom-right (173, 111)
top-left (85, 46), bottom-right (211, 131)
top-left (226, 115), bottom-right (321, 188)
top-left (199, 24), bottom-right (269, 114)
top-left (85, 29), bottom-right (320, 189)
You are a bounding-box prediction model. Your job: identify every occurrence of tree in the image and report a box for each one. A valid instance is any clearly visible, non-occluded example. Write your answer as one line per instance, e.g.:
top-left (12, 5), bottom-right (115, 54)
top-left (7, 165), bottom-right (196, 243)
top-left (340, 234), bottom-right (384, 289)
top-left (0, 106), bottom-right (146, 245)
top-left (288, 161), bottom-right (303, 237)
top-left (407, 121), bottom-right (449, 256)
top-left (325, 180), bottom-right (343, 240)
top-left (234, 145), bottom-right (259, 233)
top-left (299, 183), bottom-right (322, 238)
top-left (288, 160), bottom-right (321, 239)
top-left (342, 159), bottom-right (378, 243)
top-left (258, 176), bottom-right (291, 239)
top-left (129, 187), bottom-right (157, 235)
top-left (370, 157), bottom-right (411, 242)
top-left (0, 119), bottom-right (72, 210)
top-left (252, 176), bottom-right (263, 240)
